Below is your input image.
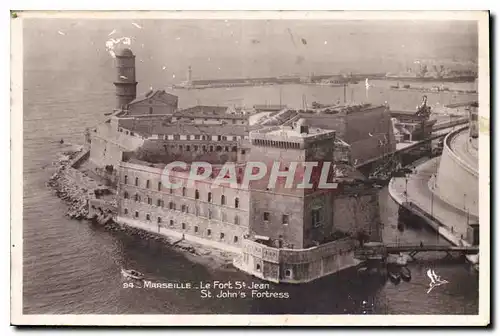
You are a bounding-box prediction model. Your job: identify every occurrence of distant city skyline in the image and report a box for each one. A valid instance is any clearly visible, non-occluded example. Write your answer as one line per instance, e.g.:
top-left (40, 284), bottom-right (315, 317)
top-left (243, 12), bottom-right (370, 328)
top-left (24, 18), bottom-right (478, 88)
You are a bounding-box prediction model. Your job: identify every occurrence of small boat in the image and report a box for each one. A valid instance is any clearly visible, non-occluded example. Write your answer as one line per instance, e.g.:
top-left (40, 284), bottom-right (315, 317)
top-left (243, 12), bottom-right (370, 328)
top-left (387, 266), bottom-right (401, 284)
top-left (121, 268), bottom-right (144, 280)
top-left (357, 266), bottom-right (369, 275)
top-left (400, 266), bottom-right (412, 282)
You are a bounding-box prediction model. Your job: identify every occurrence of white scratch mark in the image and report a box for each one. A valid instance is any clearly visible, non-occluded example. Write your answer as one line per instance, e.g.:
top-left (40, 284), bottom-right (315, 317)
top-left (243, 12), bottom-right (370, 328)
top-left (162, 66), bottom-right (167, 70)
top-left (132, 22), bottom-right (142, 29)
top-left (108, 29), bottom-right (116, 36)
top-left (58, 31), bottom-right (65, 36)
top-left (172, 74), bottom-right (176, 78)
top-left (120, 75), bottom-right (128, 80)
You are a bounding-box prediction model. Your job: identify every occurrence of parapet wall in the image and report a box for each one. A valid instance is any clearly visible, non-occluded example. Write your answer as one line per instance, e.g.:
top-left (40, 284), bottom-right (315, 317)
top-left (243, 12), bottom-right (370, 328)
top-left (434, 127), bottom-right (479, 219)
top-left (234, 237), bottom-right (359, 283)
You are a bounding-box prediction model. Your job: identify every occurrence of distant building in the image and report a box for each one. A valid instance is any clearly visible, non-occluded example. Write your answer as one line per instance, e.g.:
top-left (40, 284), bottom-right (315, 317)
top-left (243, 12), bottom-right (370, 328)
top-left (468, 102), bottom-right (479, 139)
top-left (172, 105), bottom-right (248, 125)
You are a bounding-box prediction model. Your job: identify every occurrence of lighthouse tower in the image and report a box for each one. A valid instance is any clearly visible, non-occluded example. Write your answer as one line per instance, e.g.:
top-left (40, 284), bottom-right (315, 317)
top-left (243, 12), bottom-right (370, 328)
top-left (187, 65), bottom-right (192, 83)
top-left (114, 48), bottom-right (138, 110)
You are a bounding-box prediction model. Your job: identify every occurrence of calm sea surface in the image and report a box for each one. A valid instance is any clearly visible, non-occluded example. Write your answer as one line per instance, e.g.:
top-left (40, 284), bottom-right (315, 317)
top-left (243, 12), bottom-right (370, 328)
top-left (22, 19), bottom-right (478, 314)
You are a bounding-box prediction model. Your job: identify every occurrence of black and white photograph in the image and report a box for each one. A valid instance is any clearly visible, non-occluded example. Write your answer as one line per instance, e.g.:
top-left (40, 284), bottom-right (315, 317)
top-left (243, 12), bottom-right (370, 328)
top-left (10, 10), bottom-right (490, 326)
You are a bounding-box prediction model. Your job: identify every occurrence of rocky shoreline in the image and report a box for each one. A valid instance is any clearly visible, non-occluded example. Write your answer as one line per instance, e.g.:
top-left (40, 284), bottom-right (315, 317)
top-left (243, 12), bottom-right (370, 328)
top-left (46, 148), bottom-right (235, 268)
top-left (46, 147), bottom-right (93, 220)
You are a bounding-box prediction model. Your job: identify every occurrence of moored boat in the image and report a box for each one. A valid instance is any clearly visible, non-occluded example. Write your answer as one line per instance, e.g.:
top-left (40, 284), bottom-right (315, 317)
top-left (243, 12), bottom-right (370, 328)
top-left (121, 268), bottom-right (144, 280)
top-left (400, 266), bottom-right (412, 282)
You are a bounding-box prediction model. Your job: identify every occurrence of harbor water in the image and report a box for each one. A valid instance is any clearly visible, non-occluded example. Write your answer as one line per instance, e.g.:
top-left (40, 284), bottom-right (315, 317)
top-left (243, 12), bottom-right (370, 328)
top-left (22, 19), bottom-right (478, 314)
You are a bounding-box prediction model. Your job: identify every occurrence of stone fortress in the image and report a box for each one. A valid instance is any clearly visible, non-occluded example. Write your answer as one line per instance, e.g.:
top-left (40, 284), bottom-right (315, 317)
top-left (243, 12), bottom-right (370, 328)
top-left (87, 48), bottom-right (396, 283)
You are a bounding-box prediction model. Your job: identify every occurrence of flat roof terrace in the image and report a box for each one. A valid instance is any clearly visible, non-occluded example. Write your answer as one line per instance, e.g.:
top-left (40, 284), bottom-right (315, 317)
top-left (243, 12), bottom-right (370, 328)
top-left (249, 126), bottom-right (336, 148)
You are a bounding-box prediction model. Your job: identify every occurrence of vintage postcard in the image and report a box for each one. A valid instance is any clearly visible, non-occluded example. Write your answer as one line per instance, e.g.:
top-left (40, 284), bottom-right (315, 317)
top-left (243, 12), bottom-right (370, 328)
top-left (10, 10), bottom-right (490, 326)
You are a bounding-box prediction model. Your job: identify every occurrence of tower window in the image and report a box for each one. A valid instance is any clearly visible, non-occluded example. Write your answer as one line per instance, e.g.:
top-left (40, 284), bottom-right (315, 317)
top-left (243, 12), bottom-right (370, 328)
top-left (135, 211), bottom-right (139, 218)
top-left (124, 175), bottom-right (128, 184)
top-left (221, 195), bottom-right (226, 205)
top-left (158, 182), bottom-right (162, 191)
top-left (207, 229), bottom-right (212, 236)
top-left (195, 189), bottom-right (200, 199)
top-left (147, 197), bottom-right (152, 205)
top-left (134, 194), bottom-right (140, 202)
top-left (169, 219), bottom-right (174, 226)
top-left (182, 187), bottom-right (186, 197)
top-left (157, 217), bottom-right (162, 224)
top-left (182, 223), bottom-right (186, 230)
top-left (208, 192), bottom-right (212, 203)
top-left (234, 215), bottom-right (240, 225)
top-left (124, 191), bottom-right (129, 199)
top-left (194, 226), bottom-right (199, 233)
top-left (263, 212), bottom-right (270, 221)
top-left (282, 215), bottom-right (289, 225)
top-left (135, 177), bottom-right (139, 186)
top-left (146, 214), bottom-right (151, 221)
top-left (220, 233), bottom-right (225, 240)
top-left (312, 209), bottom-right (322, 227)
top-left (169, 202), bottom-right (175, 210)
top-left (149, 107), bottom-right (153, 114)
top-left (124, 208), bottom-right (128, 215)
top-left (234, 197), bottom-right (239, 208)
top-left (233, 236), bottom-right (238, 243)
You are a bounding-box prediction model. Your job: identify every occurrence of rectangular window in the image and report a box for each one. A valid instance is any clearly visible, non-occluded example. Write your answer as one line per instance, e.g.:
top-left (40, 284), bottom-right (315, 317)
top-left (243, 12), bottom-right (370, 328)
top-left (157, 217), bottom-right (162, 224)
top-left (207, 229), bottom-right (212, 236)
top-left (135, 211), bottom-right (139, 218)
top-left (147, 197), bottom-right (152, 205)
top-left (158, 182), bottom-right (162, 191)
top-left (182, 223), bottom-right (186, 230)
top-left (220, 232), bottom-right (225, 240)
top-left (124, 208), bottom-right (128, 215)
top-left (194, 135), bottom-right (200, 140)
top-left (169, 220), bottom-right (174, 226)
top-left (312, 209), bottom-right (322, 227)
top-left (233, 236), bottom-right (238, 243)
top-left (282, 215), bottom-right (289, 225)
top-left (194, 226), bottom-right (199, 233)
top-left (146, 214), bottom-right (151, 221)
top-left (263, 212), bottom-right (270, 221)
top-left (186, 135), bottom-right (191, 140)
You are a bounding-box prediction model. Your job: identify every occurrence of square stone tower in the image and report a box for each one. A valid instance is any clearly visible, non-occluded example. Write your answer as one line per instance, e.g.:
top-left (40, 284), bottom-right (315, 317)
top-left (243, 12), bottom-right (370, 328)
top-left (247, 119), bottom-right (338, 249)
